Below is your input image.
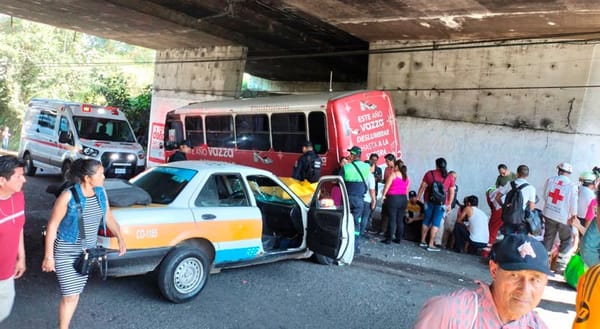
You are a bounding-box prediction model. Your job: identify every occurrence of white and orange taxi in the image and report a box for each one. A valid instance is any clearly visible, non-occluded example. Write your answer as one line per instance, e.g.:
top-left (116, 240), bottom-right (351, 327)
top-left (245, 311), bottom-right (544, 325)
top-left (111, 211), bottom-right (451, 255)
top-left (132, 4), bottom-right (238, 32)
top-left (99, 161), bottom-right (354, 303)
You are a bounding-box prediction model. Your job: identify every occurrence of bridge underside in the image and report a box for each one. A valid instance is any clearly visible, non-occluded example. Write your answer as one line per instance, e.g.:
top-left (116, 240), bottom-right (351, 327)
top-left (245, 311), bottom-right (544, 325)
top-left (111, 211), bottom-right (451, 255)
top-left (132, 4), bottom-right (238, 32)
top-left (1, 0), bottom-right (600, 82)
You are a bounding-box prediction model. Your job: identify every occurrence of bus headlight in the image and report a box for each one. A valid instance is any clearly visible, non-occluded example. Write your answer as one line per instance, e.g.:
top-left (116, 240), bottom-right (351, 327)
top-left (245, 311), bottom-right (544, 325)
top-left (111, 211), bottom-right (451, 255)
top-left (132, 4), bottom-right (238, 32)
top-left (81, 146), bottom-right (99, 157)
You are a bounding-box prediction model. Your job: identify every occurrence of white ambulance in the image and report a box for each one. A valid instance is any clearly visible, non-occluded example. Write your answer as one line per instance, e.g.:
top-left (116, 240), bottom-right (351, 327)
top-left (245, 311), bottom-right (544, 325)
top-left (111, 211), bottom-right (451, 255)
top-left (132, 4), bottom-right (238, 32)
top-left (18, 98), bottom-right (146, 179)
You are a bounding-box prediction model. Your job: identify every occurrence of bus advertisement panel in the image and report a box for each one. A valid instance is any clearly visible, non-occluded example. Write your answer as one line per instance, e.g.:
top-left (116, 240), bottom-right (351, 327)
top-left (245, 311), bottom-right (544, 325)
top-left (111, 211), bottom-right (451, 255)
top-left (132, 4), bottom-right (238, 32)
top-left (160, 90), bottom-right (400, 177)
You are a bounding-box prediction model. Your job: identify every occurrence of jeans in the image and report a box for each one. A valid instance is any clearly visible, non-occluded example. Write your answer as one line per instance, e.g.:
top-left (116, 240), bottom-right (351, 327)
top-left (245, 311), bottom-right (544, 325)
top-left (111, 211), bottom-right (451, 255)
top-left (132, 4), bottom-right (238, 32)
top-left (423, 202), bottom-right (445, 228)
top-left (359, 201), bottom-right (373, 236)
top-left (386, 194), bottom-right (407, 241)
top-left (349, 194), bottom-right (364, 252)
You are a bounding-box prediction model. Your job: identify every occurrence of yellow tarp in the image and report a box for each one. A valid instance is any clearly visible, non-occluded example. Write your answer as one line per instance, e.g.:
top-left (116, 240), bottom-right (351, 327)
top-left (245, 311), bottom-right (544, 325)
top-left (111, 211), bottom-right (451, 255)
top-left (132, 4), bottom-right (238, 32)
top-left (279, 177), bottom-right (317, 205)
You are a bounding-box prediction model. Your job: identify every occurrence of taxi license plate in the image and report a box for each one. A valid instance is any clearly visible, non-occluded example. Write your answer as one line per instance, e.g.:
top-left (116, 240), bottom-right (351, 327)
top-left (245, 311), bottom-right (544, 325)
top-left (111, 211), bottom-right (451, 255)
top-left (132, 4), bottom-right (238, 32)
top-left (115, 168), bottom-right (126, 174)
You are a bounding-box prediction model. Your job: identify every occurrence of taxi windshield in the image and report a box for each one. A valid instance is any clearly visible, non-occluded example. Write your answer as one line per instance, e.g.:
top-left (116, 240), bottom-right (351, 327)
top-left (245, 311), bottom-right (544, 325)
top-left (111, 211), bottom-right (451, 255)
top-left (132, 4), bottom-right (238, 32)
top-left (131, 167), bottom-right (197, 204)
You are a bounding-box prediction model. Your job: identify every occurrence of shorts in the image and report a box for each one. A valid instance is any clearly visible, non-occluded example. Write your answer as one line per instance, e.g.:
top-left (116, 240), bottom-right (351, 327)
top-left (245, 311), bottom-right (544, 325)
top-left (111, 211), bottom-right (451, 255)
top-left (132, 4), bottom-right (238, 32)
top-left (423, 202), bottom-right (445, 228)
top-left (0, 276), bottom-right (15, 322)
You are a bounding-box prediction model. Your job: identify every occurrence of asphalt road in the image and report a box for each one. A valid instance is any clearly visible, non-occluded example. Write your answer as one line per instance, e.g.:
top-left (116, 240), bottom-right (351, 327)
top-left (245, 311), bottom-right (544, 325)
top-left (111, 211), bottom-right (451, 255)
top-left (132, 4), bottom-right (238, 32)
top-left (3, 174), bottom-right (577, 329)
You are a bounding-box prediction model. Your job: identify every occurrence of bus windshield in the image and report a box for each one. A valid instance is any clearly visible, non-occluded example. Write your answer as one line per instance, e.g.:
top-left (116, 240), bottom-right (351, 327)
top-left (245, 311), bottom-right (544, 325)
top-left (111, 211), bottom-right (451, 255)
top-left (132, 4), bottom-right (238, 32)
top-left (74, 116), bottom-right (136, 142)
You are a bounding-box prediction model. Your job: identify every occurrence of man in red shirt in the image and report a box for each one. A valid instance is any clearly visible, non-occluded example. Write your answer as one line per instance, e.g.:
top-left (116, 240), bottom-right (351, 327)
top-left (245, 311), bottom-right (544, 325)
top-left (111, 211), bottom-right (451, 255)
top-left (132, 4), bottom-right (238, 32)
top-left (0, 155), bottom-right (27, 323)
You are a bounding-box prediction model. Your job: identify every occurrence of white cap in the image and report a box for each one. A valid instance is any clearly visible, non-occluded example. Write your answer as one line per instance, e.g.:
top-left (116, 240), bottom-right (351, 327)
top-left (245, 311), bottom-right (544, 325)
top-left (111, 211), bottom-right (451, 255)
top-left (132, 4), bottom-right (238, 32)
top-left (557, 162), bottom-right (573, 173)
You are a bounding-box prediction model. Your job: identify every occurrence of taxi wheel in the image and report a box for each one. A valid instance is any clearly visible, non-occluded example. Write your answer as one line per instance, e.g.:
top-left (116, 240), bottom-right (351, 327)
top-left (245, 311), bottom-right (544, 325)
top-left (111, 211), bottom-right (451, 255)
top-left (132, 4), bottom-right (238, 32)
top-left (157, 247), bottom-right (210, 303)
top-left (313, 254), bottom-right (334, 265)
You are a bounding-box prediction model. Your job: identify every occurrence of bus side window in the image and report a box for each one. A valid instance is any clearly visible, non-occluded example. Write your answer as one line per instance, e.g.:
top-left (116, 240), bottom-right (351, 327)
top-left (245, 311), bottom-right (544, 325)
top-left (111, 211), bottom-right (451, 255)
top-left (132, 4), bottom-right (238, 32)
top-left (206, 115), bottom-right (233, 148)
top-left (185, 116), bottom-right (204, 146)
top-left (235, 114), bottom-right (270, 151)
top-left (308, 111), bottom-right (327, 154)
top-left (271, 113), bottom-right (306, 153)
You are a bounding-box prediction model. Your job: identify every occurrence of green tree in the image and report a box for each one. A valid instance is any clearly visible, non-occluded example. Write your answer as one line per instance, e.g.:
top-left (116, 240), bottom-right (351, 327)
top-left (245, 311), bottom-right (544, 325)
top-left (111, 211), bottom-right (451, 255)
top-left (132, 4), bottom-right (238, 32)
top-left (0, 16), bottom-right (155, 147)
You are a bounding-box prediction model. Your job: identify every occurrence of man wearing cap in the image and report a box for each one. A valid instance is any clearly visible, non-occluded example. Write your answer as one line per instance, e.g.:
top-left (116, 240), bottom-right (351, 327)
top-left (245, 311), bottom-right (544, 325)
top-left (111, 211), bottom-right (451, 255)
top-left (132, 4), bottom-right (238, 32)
top-left (541, 162), bottom-right (578, 274)
top-left (404, 190), bottom-right (424, 242)
top-left (414, 234), bottom-right (550, 328)
top-left (292, 141), bottom-right (322, 183)
top-left (168, 140), bottom-right (193, 162)
top-left (575, 171), bottom-right (598, 234)
top-left (339, 146), bottom-right (371, 253)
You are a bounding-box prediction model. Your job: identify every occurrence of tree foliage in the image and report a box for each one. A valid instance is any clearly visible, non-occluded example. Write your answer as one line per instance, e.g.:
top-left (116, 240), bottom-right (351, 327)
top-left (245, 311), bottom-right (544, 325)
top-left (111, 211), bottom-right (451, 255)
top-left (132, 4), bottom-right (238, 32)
top-left (0, 16), bottom-right (155, 149)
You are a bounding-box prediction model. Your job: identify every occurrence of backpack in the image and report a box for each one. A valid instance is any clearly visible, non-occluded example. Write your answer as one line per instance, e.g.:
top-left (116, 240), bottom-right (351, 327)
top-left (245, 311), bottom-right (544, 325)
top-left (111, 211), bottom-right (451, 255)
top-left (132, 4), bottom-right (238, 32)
top-left (501, 181), bottom-right (529, 225)
top-left (428, 171), bottom-right (447, 205)
top-left (305, 153), bottom-right (322, 183)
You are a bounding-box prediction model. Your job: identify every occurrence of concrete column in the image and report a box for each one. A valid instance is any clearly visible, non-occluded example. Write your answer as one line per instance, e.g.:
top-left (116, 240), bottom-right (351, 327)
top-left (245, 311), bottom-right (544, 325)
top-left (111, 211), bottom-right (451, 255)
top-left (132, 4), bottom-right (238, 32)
top-left (368, 40), bottom-right (600, 208)
top-left (147, 46), bottom-right (246, 166)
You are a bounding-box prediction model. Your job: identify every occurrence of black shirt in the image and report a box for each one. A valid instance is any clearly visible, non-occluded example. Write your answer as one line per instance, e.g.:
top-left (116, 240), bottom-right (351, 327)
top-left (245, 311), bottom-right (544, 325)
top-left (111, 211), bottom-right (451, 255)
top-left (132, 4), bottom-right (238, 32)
top-left (168, 151), bottom-right (187, 162)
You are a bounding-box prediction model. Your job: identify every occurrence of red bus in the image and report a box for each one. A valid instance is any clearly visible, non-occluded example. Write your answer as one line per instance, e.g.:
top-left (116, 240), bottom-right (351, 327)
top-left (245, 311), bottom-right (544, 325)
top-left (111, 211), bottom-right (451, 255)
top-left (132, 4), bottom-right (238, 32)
top-left (161, 90), bottom-right (400, 176)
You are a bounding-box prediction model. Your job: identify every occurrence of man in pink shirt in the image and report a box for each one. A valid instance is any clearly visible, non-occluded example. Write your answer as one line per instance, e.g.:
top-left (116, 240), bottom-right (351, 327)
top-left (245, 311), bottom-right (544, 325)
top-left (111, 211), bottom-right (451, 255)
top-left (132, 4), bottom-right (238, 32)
top-left (414, 234), bottom-right (550, 328)
top-left (0, 156), bottom-right (27, 323)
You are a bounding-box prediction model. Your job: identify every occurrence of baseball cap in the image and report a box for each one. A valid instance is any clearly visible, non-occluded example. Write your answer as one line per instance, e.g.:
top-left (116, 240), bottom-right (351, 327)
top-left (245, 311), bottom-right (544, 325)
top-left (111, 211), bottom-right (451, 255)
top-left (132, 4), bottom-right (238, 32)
top-left (302, 140), bottom-right (312, 147)
top-left (347, 146), bottom-right (362, 156)
top-left (409, 191), bottom-right (417, 198)
top-left (491, 234), bottom-right (552, 275)
top-left (557, 162), bottom-right (573, 173)
top-left (179, 140), bottom-right (193, 149)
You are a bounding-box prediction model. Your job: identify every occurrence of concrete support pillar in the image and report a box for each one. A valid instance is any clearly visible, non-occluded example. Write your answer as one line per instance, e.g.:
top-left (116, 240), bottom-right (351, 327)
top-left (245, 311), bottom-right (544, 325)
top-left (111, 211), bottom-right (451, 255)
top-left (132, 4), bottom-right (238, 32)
top-left (147, 46), bottom-right (246, 165)
top-left (368, 40), bottom-right (600, 207)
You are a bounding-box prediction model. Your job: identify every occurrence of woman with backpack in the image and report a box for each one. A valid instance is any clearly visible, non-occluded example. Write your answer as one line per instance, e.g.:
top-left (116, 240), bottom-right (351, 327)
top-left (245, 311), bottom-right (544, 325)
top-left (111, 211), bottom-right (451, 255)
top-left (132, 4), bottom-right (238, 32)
top-left (416, 158), bottom-right (456, 251)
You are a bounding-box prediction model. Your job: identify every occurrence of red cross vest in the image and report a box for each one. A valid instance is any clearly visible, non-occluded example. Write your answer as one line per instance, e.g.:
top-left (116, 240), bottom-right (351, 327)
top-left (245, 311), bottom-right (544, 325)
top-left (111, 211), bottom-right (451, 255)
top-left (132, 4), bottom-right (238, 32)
top-left (542, 175), bottom-right (578, 224)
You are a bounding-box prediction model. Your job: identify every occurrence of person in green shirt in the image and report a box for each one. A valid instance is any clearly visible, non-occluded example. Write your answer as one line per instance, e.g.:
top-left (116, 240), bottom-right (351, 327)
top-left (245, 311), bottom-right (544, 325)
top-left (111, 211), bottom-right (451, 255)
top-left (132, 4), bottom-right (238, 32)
top-left (495, 163), bottom-right (517, 188)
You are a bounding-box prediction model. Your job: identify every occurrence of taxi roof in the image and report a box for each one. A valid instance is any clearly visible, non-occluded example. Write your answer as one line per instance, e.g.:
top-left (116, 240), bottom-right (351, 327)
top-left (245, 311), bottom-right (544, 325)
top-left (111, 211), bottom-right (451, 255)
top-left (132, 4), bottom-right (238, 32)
top-left (159, 160), bottom-right (275, 177)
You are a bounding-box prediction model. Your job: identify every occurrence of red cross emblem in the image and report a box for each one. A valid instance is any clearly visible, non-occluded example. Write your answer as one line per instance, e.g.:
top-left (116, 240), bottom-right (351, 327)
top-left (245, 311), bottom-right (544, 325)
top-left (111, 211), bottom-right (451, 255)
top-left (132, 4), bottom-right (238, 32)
top-left (548, 180), bottom-right (564, 204)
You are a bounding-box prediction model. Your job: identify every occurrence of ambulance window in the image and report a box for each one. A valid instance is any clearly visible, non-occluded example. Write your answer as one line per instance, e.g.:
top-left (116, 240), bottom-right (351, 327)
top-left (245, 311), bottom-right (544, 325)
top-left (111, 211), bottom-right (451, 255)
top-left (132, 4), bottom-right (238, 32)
top-left (235, 114), bottom-right (270, 151)
top-left (38, 111), bottom-right (56, 130)
top-left (271, 113), bottom-right (306, 153)
top-left (59, 117), bottom-right (70, 133)
top-left (184, 116), bottom-right (204, 146)
top-left (206, 115), bottom-right (233, 148)
top-left (308, 112), bottom-right (327, 154)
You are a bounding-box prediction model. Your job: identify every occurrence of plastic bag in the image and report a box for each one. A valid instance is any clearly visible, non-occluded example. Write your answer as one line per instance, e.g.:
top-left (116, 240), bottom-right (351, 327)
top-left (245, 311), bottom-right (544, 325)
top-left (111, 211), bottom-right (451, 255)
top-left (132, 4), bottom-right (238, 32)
top-left (564, 253), bottom-right (587, 289)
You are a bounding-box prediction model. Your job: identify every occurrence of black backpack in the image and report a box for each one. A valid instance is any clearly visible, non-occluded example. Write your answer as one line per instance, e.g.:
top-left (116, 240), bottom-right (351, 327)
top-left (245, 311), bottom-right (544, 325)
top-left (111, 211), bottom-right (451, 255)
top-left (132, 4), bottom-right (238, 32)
top-left (305, 153), bottom-right (322, 183)
top-left (428, 171), bottom-right (446, 205)
top-left (501, 181), bottom-right (529, 225)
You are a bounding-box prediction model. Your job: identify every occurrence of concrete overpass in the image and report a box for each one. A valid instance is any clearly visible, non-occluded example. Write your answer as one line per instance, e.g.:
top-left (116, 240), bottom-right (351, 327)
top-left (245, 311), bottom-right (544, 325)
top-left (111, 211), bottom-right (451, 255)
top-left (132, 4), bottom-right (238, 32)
top-left (2, 0), bottom-right (600, 206)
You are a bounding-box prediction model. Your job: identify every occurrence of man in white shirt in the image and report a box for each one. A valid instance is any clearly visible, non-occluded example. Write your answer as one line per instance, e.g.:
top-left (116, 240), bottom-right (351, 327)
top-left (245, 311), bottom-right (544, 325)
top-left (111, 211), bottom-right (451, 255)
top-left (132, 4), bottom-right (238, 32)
top-left (542, 162), bottom-right (578, 274)
top-left (495, 164), bottom-right (537, 234)
top-left (453, 195), bottom-right (489, 254)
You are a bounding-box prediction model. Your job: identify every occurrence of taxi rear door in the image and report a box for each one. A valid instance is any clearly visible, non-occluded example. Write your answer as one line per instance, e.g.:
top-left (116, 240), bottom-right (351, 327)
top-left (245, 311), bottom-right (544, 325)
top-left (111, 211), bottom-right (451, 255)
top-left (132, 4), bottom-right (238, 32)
top-left (306, 176), bottom-right (354, 265)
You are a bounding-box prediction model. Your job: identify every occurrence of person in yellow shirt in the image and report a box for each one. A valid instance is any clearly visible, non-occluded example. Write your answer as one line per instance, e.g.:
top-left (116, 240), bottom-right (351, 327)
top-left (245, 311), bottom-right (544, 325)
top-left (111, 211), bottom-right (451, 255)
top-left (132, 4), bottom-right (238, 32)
top-left (573, 263), bottom-right (600, 328)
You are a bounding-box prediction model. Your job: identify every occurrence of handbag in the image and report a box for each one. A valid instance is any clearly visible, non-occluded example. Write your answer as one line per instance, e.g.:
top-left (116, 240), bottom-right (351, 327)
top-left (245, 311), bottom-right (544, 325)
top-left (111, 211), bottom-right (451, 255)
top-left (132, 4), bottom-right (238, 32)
top-left (74, 247), bottom-right (108, 278)
top-left (70, 187), bottom-right (108, 279)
